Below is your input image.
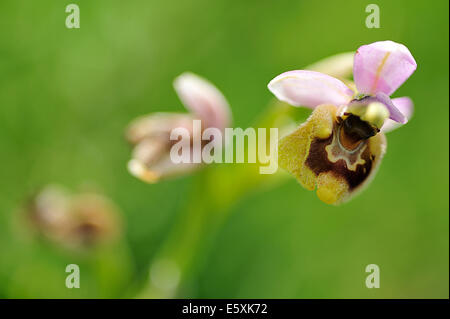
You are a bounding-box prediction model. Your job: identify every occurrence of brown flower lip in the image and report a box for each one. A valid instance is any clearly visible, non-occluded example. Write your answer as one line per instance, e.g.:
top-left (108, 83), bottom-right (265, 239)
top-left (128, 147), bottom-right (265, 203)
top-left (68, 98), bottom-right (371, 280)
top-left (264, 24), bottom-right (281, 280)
top-left (306, 121), bottom-right (375, 191)
top-left (278, 104), bottom-right (386, 205)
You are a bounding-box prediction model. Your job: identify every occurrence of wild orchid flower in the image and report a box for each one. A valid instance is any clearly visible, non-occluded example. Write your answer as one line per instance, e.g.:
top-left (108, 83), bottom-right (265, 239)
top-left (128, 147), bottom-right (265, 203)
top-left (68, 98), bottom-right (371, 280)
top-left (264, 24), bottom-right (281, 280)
top-left (127, 72), bottom-right (231, 183)
top-left (268, 41), bottom-right (417, 205)
top-left (25, 185), bottom-right (121, 250)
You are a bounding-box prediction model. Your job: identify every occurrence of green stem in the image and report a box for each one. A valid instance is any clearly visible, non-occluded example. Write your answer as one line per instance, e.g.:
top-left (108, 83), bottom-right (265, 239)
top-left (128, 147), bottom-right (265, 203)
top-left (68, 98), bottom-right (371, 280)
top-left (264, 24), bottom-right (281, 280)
top-left (138, 102), bottom-right (304, 298)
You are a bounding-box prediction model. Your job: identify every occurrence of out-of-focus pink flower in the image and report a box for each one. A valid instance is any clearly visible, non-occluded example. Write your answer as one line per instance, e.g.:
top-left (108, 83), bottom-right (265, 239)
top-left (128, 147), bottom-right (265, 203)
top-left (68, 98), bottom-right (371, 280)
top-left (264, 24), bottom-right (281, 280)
top-left (127, 73), bottom-right (231, 183)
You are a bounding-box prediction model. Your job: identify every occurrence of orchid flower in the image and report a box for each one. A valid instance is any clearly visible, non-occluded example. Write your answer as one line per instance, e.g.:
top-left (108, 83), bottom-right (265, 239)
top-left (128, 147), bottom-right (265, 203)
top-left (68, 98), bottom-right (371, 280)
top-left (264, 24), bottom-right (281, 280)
top-left (268, 41), bottom-right (417, 205)
top-left (26, 185), bottom-right (121, 250)
top-left (127, 72), bottom-right (231, 183)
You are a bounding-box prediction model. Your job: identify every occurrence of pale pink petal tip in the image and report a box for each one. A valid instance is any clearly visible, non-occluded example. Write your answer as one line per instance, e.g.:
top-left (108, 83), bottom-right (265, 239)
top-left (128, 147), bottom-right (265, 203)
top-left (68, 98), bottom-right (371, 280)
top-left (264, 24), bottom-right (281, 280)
top-left (267, 70), bottom-right (354, 108)
top-left (353, 40), bottom-right (417, 96)
top-left (381, 96), bottom-right (414, 133)
top-left (173, 72), bottom-right (231, 131)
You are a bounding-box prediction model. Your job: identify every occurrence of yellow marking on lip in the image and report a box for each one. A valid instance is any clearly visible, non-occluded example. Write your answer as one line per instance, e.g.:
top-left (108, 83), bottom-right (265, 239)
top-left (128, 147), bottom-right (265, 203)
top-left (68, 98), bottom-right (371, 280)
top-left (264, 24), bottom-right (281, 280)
top-left (371, 52), bottom-right (391, 94)
top-left (325, 126), bottom-right (367, 172)
top-left (316, 172), bottom-right (348, 205)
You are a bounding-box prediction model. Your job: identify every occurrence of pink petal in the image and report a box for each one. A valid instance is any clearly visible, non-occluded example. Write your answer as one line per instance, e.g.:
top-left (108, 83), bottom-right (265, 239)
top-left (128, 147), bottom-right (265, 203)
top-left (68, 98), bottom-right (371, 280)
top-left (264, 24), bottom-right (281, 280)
top-left (381, 97), bottom-right (414, 133)
top-left (126, 113), bottom-right (194, 145)
top-left (174, 72), bottom-right (231, 131)
top-left (347, 93), bottom-right (407, 123)
top-left (267, 70), bottom-right (354, 108)
top-left (375, 92), bottom-right (408, 123)
top-left (353, 41), bottom-right (417, 96)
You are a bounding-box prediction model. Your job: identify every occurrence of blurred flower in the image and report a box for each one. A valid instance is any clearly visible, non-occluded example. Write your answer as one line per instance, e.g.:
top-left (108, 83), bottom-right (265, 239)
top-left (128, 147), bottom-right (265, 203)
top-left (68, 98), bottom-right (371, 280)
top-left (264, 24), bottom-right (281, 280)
top-left (268, 41), bottom-right (417, 204)
top-left (126, 72), bottom-right (232, 183)
top-left (25, 185), bottom-right (121, 250)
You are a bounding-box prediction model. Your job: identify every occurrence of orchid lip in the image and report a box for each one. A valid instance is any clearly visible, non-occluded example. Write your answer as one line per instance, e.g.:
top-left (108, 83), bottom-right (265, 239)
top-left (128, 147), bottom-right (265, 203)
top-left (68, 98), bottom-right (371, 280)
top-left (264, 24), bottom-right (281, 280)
top-left (278, 104), bottom-right (387, 205)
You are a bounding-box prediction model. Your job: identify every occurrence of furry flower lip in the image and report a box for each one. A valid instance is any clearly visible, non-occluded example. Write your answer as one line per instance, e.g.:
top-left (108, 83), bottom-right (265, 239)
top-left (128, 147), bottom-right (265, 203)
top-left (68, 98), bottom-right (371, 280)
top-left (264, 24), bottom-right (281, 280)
top-left (268, 40), bottom-right (417, 205)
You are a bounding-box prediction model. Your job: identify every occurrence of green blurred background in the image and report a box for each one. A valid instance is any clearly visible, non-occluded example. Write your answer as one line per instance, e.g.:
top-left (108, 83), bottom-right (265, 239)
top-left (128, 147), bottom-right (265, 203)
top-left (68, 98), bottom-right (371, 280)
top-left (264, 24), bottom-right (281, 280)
top-left (0, 0), bottom-right (448, 298)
